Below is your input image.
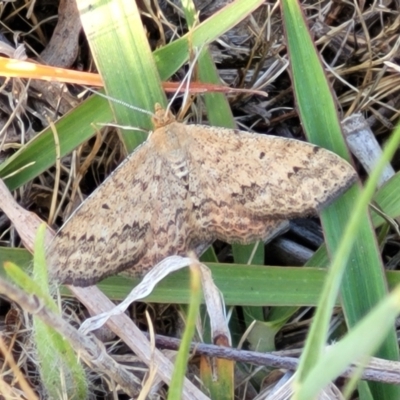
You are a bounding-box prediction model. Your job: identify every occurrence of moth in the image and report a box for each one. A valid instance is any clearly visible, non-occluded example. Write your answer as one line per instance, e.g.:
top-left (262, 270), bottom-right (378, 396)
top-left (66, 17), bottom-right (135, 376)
top-left (46, 104), bottom-right (356, 286)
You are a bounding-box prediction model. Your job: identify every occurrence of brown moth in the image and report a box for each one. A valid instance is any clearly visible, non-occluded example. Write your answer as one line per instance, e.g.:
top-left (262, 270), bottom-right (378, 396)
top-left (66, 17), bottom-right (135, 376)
top-left (46, 104), bottom-right (356, 286)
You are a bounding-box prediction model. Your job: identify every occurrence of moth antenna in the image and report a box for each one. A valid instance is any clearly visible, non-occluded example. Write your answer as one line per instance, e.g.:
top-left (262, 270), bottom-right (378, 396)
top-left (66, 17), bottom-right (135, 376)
top-left (83, 86), bottom-right (155, 118)
top-left (96, 122), bottom-right (148, 133)
top-left (166, 45), bottom-right (205, 117)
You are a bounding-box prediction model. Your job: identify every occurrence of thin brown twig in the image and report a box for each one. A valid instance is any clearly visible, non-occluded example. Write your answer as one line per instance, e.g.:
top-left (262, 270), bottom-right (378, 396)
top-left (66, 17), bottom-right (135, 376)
top-left (149, 332), bottom-right (400, 385)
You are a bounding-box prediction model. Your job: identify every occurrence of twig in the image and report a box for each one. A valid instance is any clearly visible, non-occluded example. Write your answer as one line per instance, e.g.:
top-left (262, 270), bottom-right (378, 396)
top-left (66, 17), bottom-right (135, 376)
top-left (149, 332), bottom-right (400, 385)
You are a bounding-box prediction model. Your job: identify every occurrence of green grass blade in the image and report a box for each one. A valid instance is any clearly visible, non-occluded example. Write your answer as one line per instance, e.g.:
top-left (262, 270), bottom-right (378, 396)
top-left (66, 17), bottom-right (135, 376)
top-left (5, 251), bottom-right (400, 307)
top-left (296, 123), bottom-right (400, 397)
top-left (168, 266), bottom-right (202, 400)
top-left (0, 95), bottom-right (112, 190)
top-left (78, 0), bottom-right (166, 148)
top-left (281, 0), bottom-right (400, 398)
top-left (0, 248), bottom-right (31, 279)
top-left (298, 285), bottom-right (400, 399)
top-left (154, 0), bottom-right (265, 81)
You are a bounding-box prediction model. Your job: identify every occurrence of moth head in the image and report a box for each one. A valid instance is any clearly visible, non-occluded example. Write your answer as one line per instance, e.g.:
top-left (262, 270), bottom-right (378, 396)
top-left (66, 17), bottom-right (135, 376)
top-left (152, 103), bottom-right (176, 129)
